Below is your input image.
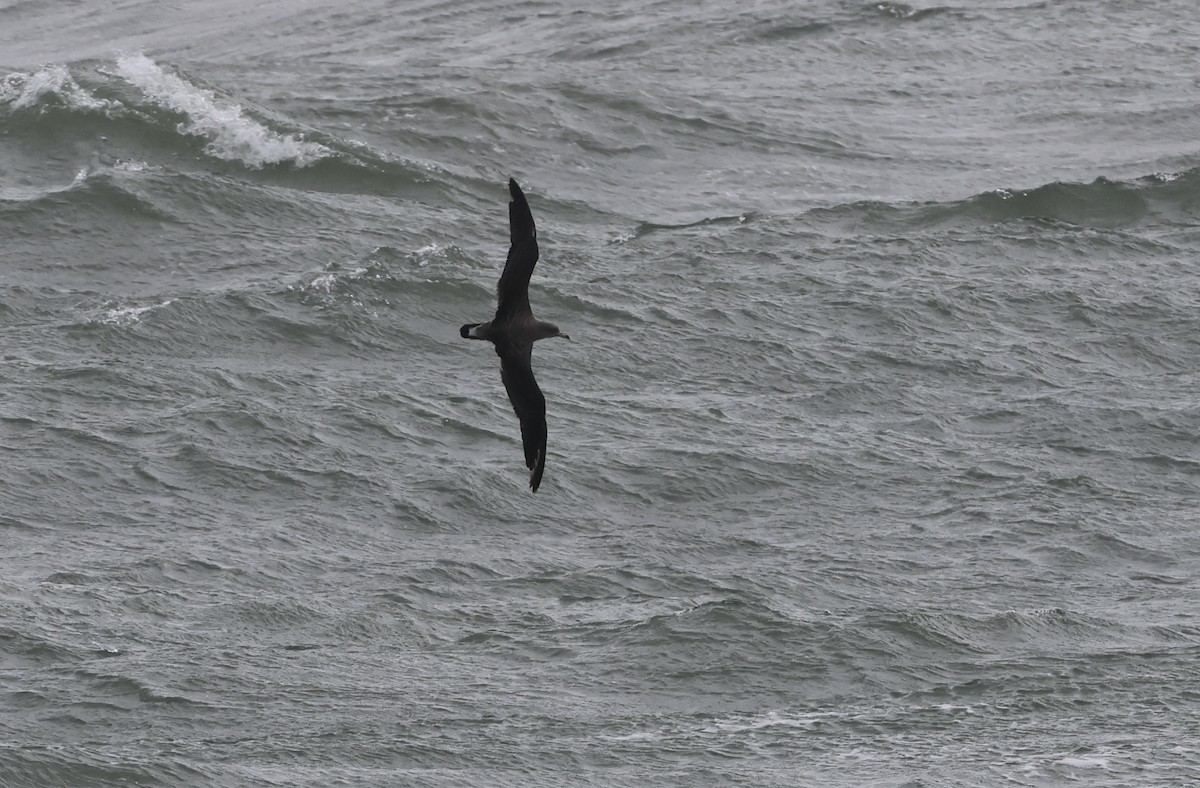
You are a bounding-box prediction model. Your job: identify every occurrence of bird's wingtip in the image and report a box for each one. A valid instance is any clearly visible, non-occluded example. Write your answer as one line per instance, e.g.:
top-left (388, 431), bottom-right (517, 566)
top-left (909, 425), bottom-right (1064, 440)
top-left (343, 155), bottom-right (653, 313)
top-left (528, 447), bottom-right (544, 492)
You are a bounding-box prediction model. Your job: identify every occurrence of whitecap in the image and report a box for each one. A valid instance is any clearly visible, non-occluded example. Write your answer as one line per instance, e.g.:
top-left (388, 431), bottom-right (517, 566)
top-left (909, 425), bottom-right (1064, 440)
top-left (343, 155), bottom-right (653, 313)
top-left (0, 65), bottom-right (115, 112)
top-left (704, 710), bottom-right (829, 734)
top-left (411, 243), bottom-right (447, 267)
top-left (1058, 756), bottom-right (1109, 769)
top-left (97, 299), bottom-right (175, 326)
top-left (112, 160), bottom-right (149, 173)
top-left (113, 53), bottom-right (331, 169)
top-left (290, 267), bottom-right (371, 304)
top-left (308, 273), bottom-right (338, 293)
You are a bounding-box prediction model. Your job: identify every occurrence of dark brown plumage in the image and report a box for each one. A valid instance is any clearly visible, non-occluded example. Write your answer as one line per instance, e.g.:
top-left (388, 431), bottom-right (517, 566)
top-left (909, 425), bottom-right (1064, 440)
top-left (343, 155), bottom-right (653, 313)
top-left (460, 179), bottom-right (570, 492)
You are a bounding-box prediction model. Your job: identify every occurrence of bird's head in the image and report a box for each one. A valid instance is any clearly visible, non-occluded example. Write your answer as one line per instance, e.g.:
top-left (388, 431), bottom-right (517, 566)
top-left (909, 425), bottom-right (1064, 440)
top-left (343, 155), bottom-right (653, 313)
top-left (536, 322), bottom-right (571, 341)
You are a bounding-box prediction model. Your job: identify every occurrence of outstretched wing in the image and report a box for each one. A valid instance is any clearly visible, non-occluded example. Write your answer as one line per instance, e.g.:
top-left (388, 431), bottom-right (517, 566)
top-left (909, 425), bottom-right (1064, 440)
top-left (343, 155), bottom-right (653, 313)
top-left (495, 178), bottom-right (539, 323)
top-left (498, 345), bottom-right (547, 492)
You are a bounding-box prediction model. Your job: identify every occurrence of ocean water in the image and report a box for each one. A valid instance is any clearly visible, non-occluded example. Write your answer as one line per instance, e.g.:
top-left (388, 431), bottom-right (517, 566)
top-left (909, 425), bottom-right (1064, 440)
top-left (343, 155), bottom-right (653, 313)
top-left (3, 0), bottom-right (1200, 785)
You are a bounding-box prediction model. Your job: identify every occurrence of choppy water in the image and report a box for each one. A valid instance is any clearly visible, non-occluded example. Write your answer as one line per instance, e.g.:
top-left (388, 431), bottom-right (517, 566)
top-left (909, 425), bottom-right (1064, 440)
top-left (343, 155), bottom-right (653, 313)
top-left (3, 1), bottom-right (1200, 785)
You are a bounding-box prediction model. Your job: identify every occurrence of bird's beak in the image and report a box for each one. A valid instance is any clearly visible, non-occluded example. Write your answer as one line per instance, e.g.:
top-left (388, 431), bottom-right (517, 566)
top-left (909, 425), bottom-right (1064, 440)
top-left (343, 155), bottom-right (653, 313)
top-left (560, 333), bottom-right (572, 341)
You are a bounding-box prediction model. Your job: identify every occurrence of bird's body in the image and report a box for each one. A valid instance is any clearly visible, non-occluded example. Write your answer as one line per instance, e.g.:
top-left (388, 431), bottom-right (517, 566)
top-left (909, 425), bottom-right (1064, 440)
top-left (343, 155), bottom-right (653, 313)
top-left (460, 179), bottom-right (569, 492)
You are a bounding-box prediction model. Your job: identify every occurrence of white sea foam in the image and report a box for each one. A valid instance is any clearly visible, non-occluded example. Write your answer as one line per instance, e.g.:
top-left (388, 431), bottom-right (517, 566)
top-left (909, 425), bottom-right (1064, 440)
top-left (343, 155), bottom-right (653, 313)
top-left (97, 299), bottom-right (175, 326)
top-left (290, 267), bottom-right (369, 299)
top-left (0, 65), bottom-right (115, 112)
top-left (1058, 756), bottom-right (1109, 769)
top-left (308, 273), bottom-right (339, 293)
top-left (411, 243), bottom-right (449, 267)
top-left (704, 711), bottom-right (829, 734)
top-left (113, 53), bottom-right (331, 169)
top-left (112, 160), bottom-right (148, 173)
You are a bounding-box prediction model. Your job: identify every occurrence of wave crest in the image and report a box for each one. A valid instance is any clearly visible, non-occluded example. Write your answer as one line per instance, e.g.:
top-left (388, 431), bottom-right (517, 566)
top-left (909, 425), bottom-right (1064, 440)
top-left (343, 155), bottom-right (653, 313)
top-left (808, 168), bottom-right (1200, 231)
top-left (113, 54), bottom-right (331, 169)
top-left (0, 65), bottom-right (115, 112)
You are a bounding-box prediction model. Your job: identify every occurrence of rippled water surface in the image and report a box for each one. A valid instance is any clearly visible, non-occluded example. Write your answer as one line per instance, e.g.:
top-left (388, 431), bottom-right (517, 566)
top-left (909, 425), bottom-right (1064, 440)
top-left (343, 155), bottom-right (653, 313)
top-left (3, 1), bottom-right (1200, 785)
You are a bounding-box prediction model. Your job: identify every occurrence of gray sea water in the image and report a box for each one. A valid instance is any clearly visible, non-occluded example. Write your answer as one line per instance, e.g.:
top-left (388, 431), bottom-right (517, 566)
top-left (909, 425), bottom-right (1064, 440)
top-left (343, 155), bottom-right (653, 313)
top-left (3, 1), bottom-right (1200, 785)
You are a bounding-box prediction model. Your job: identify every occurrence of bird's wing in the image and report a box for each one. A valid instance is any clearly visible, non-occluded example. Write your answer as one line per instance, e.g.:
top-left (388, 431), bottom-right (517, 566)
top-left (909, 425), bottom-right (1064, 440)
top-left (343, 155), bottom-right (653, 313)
top-left (495, 178), bottom-right (539, 323)
top-left (499, 345), bottom-right (547, 492)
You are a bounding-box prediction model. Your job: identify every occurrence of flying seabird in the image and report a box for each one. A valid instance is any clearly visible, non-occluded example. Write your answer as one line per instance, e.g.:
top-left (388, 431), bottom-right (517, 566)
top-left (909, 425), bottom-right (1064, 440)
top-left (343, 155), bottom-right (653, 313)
top-left (460, 178), bottom-right (570, 492)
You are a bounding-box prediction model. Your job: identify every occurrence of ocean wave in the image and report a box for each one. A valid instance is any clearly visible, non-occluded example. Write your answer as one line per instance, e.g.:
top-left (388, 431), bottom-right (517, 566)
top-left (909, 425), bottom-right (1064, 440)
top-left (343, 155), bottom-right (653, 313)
top-left (0, 746), bottom-right (207, 788)
top-left (0, 166), bottom-right (177, 224)
top-left (0, 58), bottom-right (436, 186)
top-left (0, 165), bottom-right (89, 205)
top-left (806, 167), bottom-right (1200, 231)
top-left (1, 62), bottom-right (461, 223)
top-left (113, 53), bottom-right (331, 169)
top-left (730, 1), bottom-right (962, 45)
top-left (88, 299), bottom-right (176, 327)
top-left (0, 64), bottom-right (116, 112)
top-left (0, 625), bottom-right (80, 668)
top-left (875, 606), bottom-right (1197, 661)
top-left (868, 2), bottom-right (954, 22)
top-left (287, 245), bottom-right (479, 305)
